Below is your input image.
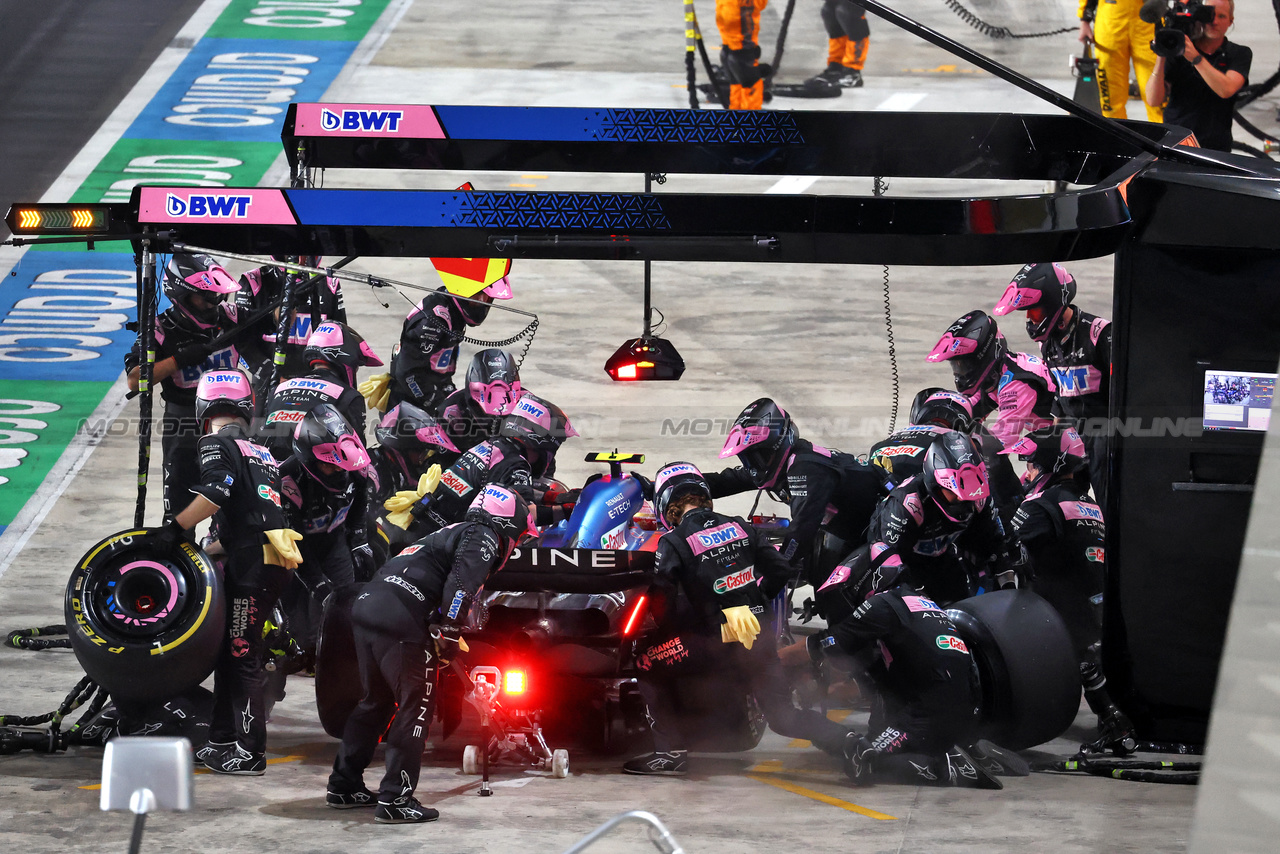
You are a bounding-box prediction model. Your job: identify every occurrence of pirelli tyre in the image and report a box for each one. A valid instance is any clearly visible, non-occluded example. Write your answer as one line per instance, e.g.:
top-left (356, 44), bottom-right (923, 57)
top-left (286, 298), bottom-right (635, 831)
top-left (947, 589), bottom-right (1080, 751)
top-left (65, 529), bottom-right (225, 704)
top-left (315, 585), bottom-right (362, 739)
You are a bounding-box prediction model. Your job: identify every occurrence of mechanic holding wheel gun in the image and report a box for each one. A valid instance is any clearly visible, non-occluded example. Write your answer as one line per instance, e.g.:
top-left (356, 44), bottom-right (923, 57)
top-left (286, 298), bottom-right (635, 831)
top-left (624, 462), bottom-right (858, 776)
top-left (326, 485), bottom-right (536, 823)
top-left (156, 369), bottom-right (304, 777)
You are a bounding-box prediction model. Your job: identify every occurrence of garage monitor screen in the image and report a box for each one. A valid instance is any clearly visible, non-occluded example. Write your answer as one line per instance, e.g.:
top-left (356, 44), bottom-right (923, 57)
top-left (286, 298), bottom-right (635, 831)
top-left (1204, 370), bottom-right (1277, 432)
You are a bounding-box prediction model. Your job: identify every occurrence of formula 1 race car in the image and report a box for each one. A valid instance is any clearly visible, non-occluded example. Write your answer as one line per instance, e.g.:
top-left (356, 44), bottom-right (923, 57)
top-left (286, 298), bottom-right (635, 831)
top-left (315, 451), bottom-right (769, 778)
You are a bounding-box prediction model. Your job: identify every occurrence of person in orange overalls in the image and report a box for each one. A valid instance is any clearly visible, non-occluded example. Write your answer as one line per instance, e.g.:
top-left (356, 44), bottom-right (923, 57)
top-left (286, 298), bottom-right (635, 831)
top-left (1078, 0), bottom-right (1163, 120)
top-left (819, 0), bottom-right (870, 88)
top-left (717, 0), bottom-right (770, 110)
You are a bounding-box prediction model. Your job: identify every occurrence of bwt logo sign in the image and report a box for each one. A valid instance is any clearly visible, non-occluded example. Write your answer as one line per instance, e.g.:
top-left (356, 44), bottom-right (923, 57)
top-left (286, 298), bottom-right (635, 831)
top-left (320, 108), bottom-right (404, 132)
top-left (165, 193), bottom-right (253, 218)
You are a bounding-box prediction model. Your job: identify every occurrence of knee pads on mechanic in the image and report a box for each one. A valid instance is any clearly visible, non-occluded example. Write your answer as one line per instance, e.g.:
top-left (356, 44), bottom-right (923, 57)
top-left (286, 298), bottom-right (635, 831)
top-left (720, 45), bottom-right (769, 87)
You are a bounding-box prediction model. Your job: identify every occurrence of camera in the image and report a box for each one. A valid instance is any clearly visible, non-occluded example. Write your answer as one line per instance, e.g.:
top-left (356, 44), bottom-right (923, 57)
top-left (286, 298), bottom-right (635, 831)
top-left (1139, 0), bottom-right (1216, 58)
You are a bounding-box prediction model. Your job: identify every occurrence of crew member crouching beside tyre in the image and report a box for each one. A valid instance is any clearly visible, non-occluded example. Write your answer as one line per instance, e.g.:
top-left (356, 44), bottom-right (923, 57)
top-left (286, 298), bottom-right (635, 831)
top-left (783, 546), bottom-right (1002, 789)
top-left (327, 485), bottom-right (536, 824)
top-left (624, 462), bottom-right (857, 777)
top-left (157, 369), bottom-right (303, 776)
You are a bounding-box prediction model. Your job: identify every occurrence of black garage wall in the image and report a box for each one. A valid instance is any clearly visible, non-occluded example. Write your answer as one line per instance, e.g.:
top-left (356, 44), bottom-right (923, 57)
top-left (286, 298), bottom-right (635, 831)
top-left (1107, 163), bottom-right (1280, 744)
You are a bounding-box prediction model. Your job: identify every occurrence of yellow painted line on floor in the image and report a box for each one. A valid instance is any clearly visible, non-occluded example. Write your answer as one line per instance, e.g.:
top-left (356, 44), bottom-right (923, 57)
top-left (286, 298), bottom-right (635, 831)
top-left (747, 773), bottom-right (896, 820)
top-left (520, 174), bottom-right (548, 179)
top-left (78, 754), bottom-right (306, 790)
top-left (508, 183), bottom-right (537, 188)
top-left (748, 761), bottom-right (832, 778)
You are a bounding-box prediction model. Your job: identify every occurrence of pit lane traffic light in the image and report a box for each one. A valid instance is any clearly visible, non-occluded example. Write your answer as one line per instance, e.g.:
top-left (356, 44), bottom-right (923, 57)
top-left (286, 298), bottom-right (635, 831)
top-left (5, 204), bottom-right (113, 234)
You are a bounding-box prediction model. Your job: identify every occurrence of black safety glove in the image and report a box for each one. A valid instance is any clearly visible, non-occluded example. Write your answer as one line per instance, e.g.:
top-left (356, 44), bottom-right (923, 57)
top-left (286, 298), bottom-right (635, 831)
top-left (350, 542), bottom-right (377, 581)
top-left (153, 520), bottom-right (191, 553)
top-left (630, 473), bottom-right (654, 501)
top-left (307, 578), bottom-right (335, 603)
top-left (995, 543), bottom-right (1030, 590)
top-left (430, 623), bottom-right (466, 665)
top-left (172, 340), bottom-right (215, 369)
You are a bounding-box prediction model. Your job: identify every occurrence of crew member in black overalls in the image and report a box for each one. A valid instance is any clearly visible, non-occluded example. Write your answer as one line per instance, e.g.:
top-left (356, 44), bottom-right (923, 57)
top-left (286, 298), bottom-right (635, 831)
top-left (258, 320), bottom-right (381, 460)
top-left (867, 430), bottom-right (1022, 605)
top-left (708, 398), bottom-right (887, 589)
top-left (624, 462), bottom-right (856, 776)
top-left (160, 369), bottom-right (303, 776)
top-left (125, 253), bottom-right (245, 522)
top-left (788, 544), bottom-right (1000, 788)
top-left (326, 485), bottom-right (534, 823)
top-left (993, 262), bottom-right (1113, 507)
top-left (1004, 424), bottom-right (1135, 750)
top-left (386, 278), bottom-right (513, 413)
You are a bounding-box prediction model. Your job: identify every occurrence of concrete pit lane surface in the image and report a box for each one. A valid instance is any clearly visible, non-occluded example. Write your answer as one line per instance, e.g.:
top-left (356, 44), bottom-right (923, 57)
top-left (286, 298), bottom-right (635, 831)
top-left (4, 0), bottom-right (1279, 851)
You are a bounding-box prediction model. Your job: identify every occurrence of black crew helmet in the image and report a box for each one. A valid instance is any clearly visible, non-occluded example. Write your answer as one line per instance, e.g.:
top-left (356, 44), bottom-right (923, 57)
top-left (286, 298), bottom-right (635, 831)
top-left (909, 387), bottom-right (976, 433)
top-left (466, 348), bottom-right (523, 415)
top-left (375, 402), bottom-right (459, 457)
top-left (926, 310), bottom-right (1007, 396)
top-left (922, 429), bottom-right (990, 524)
top-left (1003, 424), bottom-right (1089, 493)
top-left (718, 398), bottom-right (798, 489)
top-left (302, 321), bottom-right (384, 387)
top-left (292, 403), bottom-right (371, 492)
top-left (163, 252), bottom-right (239, 329)
top-left (993, 262), bottom-right (1077, 342)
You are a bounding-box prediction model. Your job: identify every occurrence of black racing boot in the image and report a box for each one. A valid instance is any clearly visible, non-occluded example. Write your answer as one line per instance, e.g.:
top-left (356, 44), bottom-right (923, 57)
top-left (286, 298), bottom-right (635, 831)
top-left (202, 742), bottom-right (266, 776)
top-left (818, 61), bottom-right (846, 81)
top-left (622, 750), bottom-right (688, 776)
top-left (945, 746), bottom-right (1003, 789)
top-left (835, 68), bottom-right (863, 88)
top-left (374, 796), bottom-right (439, 824)
top-left (194, 740), bottom-right (235, 765)
top-left (326, 784), bottom-right (376, 809)
top-left (842, 734), bottom-right (878, 786)
top-left (965, 739), bottom-right (1031, 777)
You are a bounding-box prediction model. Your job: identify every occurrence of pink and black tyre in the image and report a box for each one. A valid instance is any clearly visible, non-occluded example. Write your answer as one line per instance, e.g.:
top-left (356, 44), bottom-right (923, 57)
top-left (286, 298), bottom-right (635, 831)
top-left (65, 529), bottom-right (225, 704)
top-left (947, 589), bottom-right (1081, 750)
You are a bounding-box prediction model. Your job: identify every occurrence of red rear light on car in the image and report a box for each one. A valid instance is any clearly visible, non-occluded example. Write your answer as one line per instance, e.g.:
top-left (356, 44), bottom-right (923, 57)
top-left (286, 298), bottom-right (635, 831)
top-left (503, 669), bottom-right (527, 695)
top-left (623, 595), bottom-right (647, 637)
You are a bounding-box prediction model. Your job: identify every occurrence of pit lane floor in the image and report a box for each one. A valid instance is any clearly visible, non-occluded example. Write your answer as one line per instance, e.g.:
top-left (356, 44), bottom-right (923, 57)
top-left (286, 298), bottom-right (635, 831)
top-left (3, 0), bottom-right (1278, 850)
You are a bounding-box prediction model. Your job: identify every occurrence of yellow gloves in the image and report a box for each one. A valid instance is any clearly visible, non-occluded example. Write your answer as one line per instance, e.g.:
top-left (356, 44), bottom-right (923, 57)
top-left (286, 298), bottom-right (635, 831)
top-left (384, 466), bottom-right (442, 530)
top-left (263, 528), bottom-right (303, 570)
top-left (358, 373), bottom-right (391, 413)
top-left (721, 605), bottom-right (761, 650)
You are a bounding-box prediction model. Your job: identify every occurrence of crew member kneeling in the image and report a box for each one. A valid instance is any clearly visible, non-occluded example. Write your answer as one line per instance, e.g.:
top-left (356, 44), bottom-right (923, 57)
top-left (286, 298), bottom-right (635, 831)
top-left (793, 548), bottom-right (1001, 789)
top-left (326, 485), bottom-right (535, 823)
top-left (624, 462), bottom-right (855, 776)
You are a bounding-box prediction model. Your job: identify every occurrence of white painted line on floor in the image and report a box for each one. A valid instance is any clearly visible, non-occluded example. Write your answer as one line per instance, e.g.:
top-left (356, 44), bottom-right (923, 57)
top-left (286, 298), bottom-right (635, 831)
top-left (765, 176), bottom-right (819, 195)
top-left (0, 381), bottom-right (130, 580)
top-left (874, 93), bottom-right (927, 112)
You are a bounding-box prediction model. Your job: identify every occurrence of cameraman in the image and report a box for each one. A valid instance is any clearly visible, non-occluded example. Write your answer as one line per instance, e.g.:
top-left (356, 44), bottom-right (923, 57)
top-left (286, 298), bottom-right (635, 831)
top-left (1145, 0), bottom-right (1251, 152)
